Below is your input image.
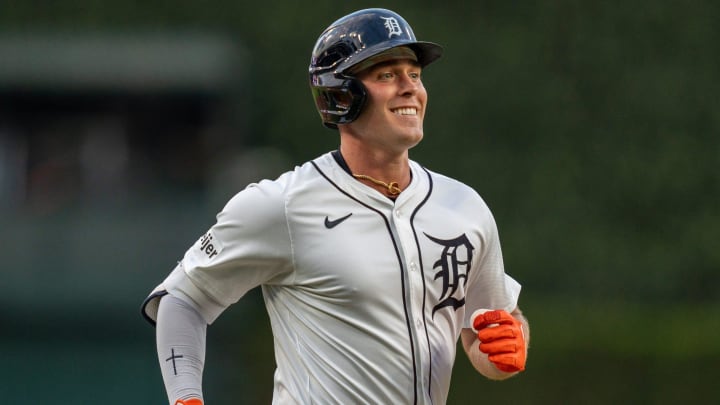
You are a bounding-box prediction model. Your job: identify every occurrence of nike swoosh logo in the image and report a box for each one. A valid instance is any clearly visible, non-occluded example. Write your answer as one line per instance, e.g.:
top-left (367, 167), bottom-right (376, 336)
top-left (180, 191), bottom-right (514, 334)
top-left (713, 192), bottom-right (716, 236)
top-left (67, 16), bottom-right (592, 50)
top-left (324, 213), bottom-right (353, 229)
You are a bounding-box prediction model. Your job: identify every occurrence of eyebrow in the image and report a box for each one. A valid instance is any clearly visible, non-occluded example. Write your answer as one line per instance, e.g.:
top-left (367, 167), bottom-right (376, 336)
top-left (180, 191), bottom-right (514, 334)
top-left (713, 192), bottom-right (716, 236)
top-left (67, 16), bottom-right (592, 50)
top-left (375, 60), bottom-right (421, 69)
top-left (360, 60), bottom-right (422, 77)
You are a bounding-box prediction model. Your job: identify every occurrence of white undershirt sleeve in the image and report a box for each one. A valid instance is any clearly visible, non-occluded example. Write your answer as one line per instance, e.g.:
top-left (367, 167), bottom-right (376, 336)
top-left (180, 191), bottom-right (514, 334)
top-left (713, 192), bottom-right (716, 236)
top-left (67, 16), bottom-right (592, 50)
top-left (156, 293), bottom-right (207, 404)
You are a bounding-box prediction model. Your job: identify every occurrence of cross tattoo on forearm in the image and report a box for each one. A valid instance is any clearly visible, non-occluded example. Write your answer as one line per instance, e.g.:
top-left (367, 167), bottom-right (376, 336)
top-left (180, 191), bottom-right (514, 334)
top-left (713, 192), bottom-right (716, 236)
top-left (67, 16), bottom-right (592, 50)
top-left (165, 348), bottom-right (184, 375)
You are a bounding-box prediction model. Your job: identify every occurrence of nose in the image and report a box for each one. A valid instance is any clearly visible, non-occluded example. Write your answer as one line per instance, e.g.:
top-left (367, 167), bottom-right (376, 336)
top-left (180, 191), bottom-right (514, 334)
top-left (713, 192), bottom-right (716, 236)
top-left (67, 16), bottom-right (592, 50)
top-left (398, 73), bottom-right (420, 95)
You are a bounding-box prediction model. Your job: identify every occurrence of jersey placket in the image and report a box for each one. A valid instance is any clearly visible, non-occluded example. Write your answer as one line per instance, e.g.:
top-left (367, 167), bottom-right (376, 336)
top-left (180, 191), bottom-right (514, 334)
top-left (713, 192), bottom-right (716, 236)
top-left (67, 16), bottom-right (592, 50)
top-left (390, 201), bottom-right (431, 402)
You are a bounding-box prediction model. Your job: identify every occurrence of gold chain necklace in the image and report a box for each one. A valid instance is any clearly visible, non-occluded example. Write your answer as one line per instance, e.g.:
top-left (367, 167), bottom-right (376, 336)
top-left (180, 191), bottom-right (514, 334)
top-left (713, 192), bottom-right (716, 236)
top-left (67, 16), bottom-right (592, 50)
top-left (353, 174), bottom-right (402, 195)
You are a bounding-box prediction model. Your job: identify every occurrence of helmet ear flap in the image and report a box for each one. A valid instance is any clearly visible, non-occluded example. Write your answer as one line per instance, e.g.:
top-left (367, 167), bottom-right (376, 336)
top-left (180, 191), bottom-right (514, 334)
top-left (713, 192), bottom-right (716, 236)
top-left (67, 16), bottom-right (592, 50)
top-left (311, 76), bottom-right (367, 129)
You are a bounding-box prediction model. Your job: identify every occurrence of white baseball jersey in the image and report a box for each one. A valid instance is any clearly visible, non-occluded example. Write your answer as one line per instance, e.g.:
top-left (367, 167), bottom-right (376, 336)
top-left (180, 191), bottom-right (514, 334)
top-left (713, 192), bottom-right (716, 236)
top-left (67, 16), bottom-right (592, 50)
top-left (144, 151), bottom-right (521, 405)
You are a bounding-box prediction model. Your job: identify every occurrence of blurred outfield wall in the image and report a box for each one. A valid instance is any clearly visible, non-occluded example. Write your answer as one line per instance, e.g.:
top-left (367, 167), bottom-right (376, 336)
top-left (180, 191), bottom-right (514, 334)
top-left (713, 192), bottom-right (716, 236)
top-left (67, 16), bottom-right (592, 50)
top-left (1, 1), bottom-right (718, 403)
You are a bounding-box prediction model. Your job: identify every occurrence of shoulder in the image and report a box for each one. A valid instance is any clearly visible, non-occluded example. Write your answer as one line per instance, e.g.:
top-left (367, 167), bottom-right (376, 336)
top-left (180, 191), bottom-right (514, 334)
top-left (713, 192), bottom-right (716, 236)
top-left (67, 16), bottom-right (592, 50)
top-left (419, 164), bottom-right (489, 207)
top-left (220, 153), bottom-right (332, 215)
top-left (414, 163), bottom-right (500, 234)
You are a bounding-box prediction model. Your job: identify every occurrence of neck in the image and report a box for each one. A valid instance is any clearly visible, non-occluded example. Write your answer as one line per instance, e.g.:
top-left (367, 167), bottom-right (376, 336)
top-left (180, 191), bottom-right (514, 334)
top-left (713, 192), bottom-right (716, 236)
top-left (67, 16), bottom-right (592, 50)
top-left (338, 144), bottom-right (412, 196)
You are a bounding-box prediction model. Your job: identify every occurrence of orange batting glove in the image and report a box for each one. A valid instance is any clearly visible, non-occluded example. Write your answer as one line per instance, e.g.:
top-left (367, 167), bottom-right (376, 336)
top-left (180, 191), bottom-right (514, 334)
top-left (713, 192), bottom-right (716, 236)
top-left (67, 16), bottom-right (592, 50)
top-left (175, 399), bottom-right (203, 405)
top-left (473, 309), bottom-right (527, 373)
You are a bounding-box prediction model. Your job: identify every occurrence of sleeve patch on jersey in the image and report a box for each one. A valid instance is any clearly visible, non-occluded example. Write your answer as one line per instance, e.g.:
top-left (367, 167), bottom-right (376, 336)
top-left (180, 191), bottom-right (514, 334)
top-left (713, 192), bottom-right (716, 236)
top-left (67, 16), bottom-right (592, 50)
top-left (195, 230), bottom-right (223, 260)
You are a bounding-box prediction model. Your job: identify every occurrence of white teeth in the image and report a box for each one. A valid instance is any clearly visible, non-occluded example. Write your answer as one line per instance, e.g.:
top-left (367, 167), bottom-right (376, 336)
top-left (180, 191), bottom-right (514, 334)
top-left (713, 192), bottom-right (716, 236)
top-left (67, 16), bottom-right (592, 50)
top-left (392, 107), bottom-right (417, 116)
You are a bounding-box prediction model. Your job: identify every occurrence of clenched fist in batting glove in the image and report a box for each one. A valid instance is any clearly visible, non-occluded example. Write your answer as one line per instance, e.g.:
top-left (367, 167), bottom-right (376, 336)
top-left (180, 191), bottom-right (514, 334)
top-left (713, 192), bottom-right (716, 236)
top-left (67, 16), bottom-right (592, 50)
top-left (472, 309), bottom-right (527, 373)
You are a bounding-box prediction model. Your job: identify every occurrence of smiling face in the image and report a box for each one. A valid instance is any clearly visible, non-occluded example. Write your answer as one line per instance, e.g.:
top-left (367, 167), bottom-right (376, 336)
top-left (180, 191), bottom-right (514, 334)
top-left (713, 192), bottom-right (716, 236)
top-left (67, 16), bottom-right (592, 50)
top-left (340, 57), bottom-right (428, 154)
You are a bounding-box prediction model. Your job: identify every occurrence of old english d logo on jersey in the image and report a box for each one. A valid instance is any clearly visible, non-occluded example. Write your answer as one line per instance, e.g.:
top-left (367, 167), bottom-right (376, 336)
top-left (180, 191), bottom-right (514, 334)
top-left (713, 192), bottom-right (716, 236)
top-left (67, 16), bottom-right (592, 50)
top-left (381, 16), bottom-right (403, 37)
top-left (425, 233), bottom-right (475, 316)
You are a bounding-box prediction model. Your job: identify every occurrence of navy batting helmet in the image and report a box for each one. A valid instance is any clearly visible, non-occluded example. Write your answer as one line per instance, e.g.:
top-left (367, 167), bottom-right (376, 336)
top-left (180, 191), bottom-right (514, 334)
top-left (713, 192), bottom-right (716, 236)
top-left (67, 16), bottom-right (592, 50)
top-left (309, 8), bottom-right (443, 129)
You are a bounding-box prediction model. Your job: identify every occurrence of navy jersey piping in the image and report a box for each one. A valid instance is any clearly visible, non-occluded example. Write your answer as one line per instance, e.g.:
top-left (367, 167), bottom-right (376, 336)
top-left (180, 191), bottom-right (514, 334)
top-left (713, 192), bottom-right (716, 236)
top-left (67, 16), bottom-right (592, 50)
top-left (140, 290), bottom-right (169, 327)
top-left (310, 159), bottom-right (420, 405)
top-left (409, 166), bottom-right (435, 403)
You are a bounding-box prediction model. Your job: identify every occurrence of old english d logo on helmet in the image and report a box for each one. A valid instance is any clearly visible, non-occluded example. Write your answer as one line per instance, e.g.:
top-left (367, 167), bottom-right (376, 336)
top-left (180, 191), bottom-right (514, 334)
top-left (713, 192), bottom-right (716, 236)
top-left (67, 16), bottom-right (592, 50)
top-left (381, 16), bottom-right (403, 38)
top-left (308, 8), bottom-right (443, 129)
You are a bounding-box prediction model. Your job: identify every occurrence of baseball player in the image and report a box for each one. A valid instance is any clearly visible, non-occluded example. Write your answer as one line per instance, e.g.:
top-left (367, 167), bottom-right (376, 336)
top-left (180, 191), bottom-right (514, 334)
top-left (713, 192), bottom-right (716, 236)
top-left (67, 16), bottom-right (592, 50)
top-left (142, 8), bottom-right (529, 405)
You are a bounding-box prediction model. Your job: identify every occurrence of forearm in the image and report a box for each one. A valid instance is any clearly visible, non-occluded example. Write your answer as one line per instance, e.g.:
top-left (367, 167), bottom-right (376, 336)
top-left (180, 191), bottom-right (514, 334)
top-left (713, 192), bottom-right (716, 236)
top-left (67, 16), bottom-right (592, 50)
top-left (157, 293), bottom-right (207, 404)
top-left (462, 307), bottom-right (530, 380)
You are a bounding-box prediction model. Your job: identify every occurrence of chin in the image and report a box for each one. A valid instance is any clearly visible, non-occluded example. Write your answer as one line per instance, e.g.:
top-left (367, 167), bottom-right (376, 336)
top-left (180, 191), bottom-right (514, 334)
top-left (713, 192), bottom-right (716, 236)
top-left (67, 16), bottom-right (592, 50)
top-left (403, 131), bottom-right (424, 148)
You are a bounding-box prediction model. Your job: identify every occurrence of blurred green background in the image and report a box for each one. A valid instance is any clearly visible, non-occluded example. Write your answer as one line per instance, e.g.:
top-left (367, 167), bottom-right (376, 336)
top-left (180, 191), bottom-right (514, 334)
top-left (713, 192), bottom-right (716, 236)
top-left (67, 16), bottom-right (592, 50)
top-left (1, 1), bottom-right (718, 404)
